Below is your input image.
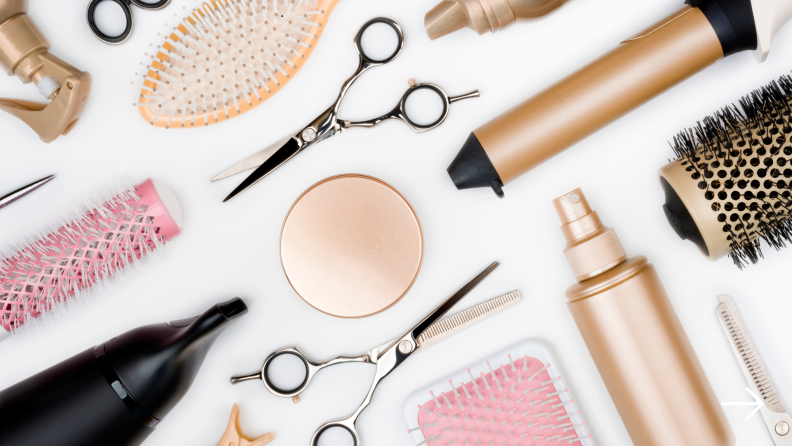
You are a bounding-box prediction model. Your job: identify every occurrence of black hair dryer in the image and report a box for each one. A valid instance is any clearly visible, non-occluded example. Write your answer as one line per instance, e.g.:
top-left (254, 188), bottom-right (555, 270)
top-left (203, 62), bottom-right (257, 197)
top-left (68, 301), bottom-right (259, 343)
top-left (0, 298), bottom-right (248, 446)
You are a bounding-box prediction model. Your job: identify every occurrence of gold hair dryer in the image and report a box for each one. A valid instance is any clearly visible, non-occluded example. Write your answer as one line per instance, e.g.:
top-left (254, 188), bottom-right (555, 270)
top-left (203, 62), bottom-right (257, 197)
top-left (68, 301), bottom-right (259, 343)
top-left (424, 0), bottom-right (570, 40)
top-left (0, 0), bottom-right (91, 143)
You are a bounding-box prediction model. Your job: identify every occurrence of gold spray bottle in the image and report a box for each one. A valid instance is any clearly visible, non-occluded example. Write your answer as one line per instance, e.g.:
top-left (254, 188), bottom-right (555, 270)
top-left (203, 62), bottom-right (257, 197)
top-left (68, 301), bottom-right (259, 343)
top-left (553, 188), bottom-right (734, 446)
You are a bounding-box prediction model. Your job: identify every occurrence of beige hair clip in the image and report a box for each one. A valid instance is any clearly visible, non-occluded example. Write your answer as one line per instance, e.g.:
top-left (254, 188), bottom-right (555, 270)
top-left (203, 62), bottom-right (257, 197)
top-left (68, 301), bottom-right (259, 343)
top-left (215, 404), bottom-right (275, 446)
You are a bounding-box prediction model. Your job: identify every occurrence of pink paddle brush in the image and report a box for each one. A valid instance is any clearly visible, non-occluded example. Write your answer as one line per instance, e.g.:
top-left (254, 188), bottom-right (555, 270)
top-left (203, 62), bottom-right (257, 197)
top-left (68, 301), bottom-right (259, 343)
top-left (403, 340), bottom-right (596, 446)
top-left (0, 178), bottom-right (183, 339)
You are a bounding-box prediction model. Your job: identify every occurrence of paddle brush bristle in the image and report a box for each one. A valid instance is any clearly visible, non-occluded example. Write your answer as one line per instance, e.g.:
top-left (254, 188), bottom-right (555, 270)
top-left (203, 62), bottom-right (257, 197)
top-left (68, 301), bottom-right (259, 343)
top-left (133, 0), bottom-right (340, 129)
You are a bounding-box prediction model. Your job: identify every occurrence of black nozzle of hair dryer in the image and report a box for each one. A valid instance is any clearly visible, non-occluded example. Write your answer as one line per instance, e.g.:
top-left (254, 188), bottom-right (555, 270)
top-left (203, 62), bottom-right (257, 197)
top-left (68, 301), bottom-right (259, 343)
top-left (0, 298), bottom-right (248, 446)
top-left (107, 297), bottom-right (248, 419)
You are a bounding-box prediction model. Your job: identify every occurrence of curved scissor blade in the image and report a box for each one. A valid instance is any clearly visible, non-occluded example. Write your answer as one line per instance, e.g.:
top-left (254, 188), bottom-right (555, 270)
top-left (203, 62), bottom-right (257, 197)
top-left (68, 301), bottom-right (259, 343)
top-left (211, 133), bottom-right (299, 182)
top-left (223, 138), bottom-right (302, 202)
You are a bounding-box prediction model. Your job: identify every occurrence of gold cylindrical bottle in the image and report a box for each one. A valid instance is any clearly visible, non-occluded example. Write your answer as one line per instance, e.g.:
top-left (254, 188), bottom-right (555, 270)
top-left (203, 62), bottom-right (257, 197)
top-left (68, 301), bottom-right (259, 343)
top-left (553, 188), bottom-right (734, 446)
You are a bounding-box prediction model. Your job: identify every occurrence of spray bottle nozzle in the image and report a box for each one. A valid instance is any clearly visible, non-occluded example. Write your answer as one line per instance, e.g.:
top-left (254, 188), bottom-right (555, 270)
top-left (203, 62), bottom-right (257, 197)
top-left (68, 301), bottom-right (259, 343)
top-left (553, 189), bottom-right (627, 281)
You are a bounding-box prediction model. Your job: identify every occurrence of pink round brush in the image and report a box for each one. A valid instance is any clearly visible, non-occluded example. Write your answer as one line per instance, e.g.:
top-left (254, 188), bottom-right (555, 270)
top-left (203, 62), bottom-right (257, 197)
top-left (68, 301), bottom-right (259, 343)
top-left (0, 178), bottom-right (183, 339)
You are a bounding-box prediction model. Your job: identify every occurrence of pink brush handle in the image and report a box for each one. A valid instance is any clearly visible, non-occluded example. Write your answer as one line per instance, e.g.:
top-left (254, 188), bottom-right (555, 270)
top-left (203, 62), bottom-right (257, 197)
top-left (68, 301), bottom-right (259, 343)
top-left (0, 179), bottom-right (182, 334)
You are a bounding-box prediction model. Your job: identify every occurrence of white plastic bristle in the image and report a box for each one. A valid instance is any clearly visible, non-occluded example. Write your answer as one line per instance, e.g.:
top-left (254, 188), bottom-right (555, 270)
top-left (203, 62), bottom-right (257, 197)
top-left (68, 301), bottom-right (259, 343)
top-left (517, 371), bottom-right (522, 383)
top-left (480, 373), bottom-right (491, 390)
top-left (483, 405), bottom-right (489, 412)
top-left (502, 396), bottom-right (508, 403)
top-left (529, 399), bottom-right (542, 407)
top-left (558, 411), bottom-right (580, 421)
top-left (419, 404), bottom-right (432, 414)
top-left (534, 386), bottom-right (548, 394)
top-left (542, 376), bottom-right (561, 387)
top-left (558, 435), bottom-right (576, 442)
top-left (533, 435), bottom-right (543, 441)
top-left (516, 397), bottom-right (524, 404)
top-left (449, 380), bottom-right (461, 398)
top-left (510, 382), bottom-right (516, 393)
top-left (553, 399), bottom-right (574, 409)
top-left (564, 422), bottom-right (586, 432)
top-left (462, 383), bottom-right (472, 399)
top-left (487, 363), bottom-right (503, 390)
top-left (541, 424), bottom-right (554, 430)
top-left (540, 398), bottom-right (556, 406)
top-left (507, 355), bottom-right (516, 371)
top-left (500, 365), bottom-right (510, 381)
top-left (548, 409), bottom-right (564, 417)
top-left (521, 410), bottom-right (530, 416)
top-left (545, 435), bottom-right (560, 441)
top-left (442, 393), bottom-right (453, 409)
top-left (430, 391), bottom-right (441, 407)
top-left (522, 356), bottom-right (528, 370)
top-left (529, 364), bottom-right (550, 381)
top-left (547, 389), bottom-right (567, 397)
top-left (522, 387), bottom-right (532, 395)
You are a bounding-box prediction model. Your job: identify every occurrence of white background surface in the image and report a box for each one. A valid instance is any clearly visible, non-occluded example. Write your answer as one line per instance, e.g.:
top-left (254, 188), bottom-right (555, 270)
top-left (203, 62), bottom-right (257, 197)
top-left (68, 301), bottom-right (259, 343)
top-left (1, 0), bottom-right (791, 445)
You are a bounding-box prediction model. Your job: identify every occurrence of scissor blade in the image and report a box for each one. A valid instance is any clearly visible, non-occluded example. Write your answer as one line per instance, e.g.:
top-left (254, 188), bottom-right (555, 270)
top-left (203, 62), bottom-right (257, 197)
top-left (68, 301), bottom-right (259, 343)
top-left (417, 290), bottom-right (520, 352)
top-left (0, 175), bottom-right (55, 209)
top-left (717, 295), bottom-right (785, 413)
top-left (211, 133), bottom-right (298, 182)
top-left (410, 262), bottom-right (499, 342)
top-left (223, 138), bottom-right (302, 202)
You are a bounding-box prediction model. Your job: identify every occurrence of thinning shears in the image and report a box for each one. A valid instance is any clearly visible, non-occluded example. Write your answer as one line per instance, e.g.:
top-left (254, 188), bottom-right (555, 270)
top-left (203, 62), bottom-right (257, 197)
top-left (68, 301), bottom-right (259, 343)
top-left (231, 262), bottom-right (521, 446)
top-left (717, 295), bottom-right (792, 445)
top-left (212, 17), bottom-right (479, 202)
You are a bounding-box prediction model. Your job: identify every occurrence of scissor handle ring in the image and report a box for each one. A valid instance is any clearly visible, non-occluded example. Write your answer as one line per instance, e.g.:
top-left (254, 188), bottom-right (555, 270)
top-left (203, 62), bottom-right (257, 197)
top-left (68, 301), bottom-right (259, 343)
top-left (261, 348), bottom-right (314, 397)
top-left (87, 0), bottom-right (133, 45)
top-left (399, 83), bottom-right (451, 132)
top-left (130, 0), bottom-right (171, 9)
top-left (354, 17), bottom-right (404, 65)
top-left (310, 420), bottom-right (361, 446)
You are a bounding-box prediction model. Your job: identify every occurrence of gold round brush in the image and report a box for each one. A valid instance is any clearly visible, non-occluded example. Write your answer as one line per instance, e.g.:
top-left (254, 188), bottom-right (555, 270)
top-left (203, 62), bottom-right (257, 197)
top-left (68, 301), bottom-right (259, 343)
top-left (659, 72), bottom-right (792, 268)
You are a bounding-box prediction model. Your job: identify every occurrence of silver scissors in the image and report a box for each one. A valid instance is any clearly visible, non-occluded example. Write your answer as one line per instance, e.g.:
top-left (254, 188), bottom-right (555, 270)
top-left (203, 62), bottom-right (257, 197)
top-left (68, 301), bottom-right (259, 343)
top-left (231, 262), bottom-right (519, 446)
top-left (212, 17), bottom-right (480, 202)
top-left (87, 0), bottom-right (171, 45)
top-left (717, 295), bottom-right (792, 445)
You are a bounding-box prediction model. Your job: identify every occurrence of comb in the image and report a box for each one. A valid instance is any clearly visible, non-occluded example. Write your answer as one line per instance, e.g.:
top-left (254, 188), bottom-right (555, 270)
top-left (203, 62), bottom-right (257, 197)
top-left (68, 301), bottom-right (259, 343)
top-left (403, 340), bottom-right (596, 446)
top-left (717, 294), bottom-right (792, 444)
top-left (418, 290), bottom-right (521, 351)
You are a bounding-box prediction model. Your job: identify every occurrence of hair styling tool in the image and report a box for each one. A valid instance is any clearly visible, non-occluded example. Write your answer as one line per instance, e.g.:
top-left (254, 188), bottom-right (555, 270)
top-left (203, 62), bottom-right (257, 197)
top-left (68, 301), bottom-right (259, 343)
top-left (553, 188), bottom-right (733, 446)
top-left (0, 175), bottom-right (54, 210)
top-left (403, 339), bottom-right (595, 446)
top-left (660, 73), bottom-right (792, 269)
top-left (0, 178), bottom-right (183, 339)
top-left (230, 264), bottom-right (516, 445)
top-left (448, 0), bottom-right (792, 198)
top-left (211, 17), bottom-right (479, 202)
top-left (0, 0), bottom-right (92, 143)
top-left (0, 298), bottom-right (247, 446)
top-left (717, 295), bottom-right (792, 445)
top-left (214, 404), bottom-right (276, 446)
top-left (87, 0), bottom-right (171, 44)
top-left (133, 0), bottom-right (340, 129)
top-left (424, 0), bottom-right (570, 40)
top-left (281, 174), bottom-right (423, 318)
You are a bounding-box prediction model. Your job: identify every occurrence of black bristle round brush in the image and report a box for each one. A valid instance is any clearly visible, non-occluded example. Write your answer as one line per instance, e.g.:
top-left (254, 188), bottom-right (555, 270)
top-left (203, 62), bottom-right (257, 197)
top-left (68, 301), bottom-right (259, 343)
top-left (659, 72), bottom-right (792, 268)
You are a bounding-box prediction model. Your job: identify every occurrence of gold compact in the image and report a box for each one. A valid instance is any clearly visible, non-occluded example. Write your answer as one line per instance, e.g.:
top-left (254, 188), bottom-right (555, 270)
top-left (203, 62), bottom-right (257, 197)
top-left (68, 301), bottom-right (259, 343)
top-left (280, 174), bottom-right (423, 318)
